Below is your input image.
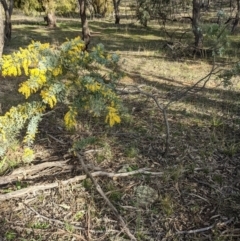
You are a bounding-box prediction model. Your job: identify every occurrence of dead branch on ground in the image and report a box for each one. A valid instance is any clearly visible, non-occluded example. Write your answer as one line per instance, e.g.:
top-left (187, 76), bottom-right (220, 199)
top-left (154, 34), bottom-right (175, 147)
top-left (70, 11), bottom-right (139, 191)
top-left (0, 167), bottom-right (164, 201)
top-left (0, 160), bottom-right (71, 185)
top-left (76, 152), bottom-right (137, 241)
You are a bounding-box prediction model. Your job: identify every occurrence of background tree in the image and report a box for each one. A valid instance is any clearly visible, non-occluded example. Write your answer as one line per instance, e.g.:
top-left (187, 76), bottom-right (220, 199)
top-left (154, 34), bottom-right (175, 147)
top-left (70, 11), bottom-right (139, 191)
top-left (232, 0), bottom-right (240, 33)
top-left (15, 0), bottom-right (77, 27)
top-left (0, 0), bottom-right (13, 57)
top-left (87, 0), bottom-right (112, 18)
top-left (0, 4), bottom-right (4, 57)
top-left (14, 0), bottom-right (43, 16)
top-left (41, 0), bottom-right (57, 27)
top-left (1, 0), bottom-right (13, 40)
top-left (112, 0), bottom-right (121, 24)
top-left (78, 0), bottom-right (91, 50)
top-left (136, 0), bottom-right (151, 27)
top-left (192, 0), bottom-right (203, 49)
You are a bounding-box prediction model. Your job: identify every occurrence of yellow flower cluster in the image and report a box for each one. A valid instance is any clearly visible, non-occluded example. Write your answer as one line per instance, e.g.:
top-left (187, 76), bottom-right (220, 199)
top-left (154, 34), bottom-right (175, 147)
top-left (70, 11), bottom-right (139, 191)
top-left (23, 147), bottom-right (34, 160)
top-left (105, 106), bottom-right (121, 127)
top-left (2, 66), bottom-right (18, 76)
top-left (1, 41), bottom-right (50, 79)
top-left (40, 90), bottom-right (57, 108)
top-left (30, 68), bottom-right (47, 86)
top-left (23, 133), bottom-right (36, 144)
top-left (85, 82), bottom-right (102, 92)
top-left (64, 109), bottom-right (78, 130)
top-left (1, 55), bottom-right (21, 76)
top-left (0, 129), bottom-right (6, 142)
top-left (27, 42), bottom-right (50, 51)
top-left (52, 67), bottom-right (62, 77)
top-left (18, 82), bottom-right (32, 99)
top-left (18, 69), bottom-right (47, 99)
top-left (0, 36), bottom-right (123, 163)
top-left (22, 58), bottom-right (31, 75)
top-left (62, 37), bottom-right (86, 64)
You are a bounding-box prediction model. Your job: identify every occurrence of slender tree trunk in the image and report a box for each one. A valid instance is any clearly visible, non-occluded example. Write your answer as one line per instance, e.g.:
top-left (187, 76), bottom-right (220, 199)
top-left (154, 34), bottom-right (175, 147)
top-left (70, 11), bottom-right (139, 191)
top-left (44, 11), bottom-right (57, 28)
top-left (112, 0), bottom-right (121, 24)
top-left (232, 0), bottom-right (240, 33)
top-left (0, 3), bottom-right (4, 57)
top-left (192, 0), bottom-right (203, 49)
top-left (40, 0), bottom-right (57, 28)
top-left (1, 0), bottom-right (13, 41)
top-left (78, 0), bottom-right (91, 50)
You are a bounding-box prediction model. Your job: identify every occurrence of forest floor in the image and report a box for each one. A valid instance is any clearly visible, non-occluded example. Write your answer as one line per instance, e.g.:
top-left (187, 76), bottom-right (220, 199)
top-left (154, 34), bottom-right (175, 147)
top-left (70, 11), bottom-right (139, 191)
top-left (0, 14), bottom-right (240, 241)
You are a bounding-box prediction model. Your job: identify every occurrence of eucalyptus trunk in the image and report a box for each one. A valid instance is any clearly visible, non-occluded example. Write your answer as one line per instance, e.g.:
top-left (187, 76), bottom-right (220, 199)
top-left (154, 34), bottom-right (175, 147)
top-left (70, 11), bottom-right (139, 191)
top-left (0, 4), bottom-right (4, 57)
top-left (112, 0), bottom-right (121, 24)
top-left (78, 0), bottom-right (91, 50)
top-left (192, 0), bottom-right (203, 49)
top-left (44, 11), bottom-right (57, 28)
top-left (1, 0), bottom-right (13, 41)
top-left (232, 0), bottom-right (240, 33)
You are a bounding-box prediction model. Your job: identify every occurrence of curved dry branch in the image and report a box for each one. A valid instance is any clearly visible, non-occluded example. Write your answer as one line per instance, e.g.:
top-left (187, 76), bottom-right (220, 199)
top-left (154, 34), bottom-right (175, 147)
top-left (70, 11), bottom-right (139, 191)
top-left (76, 152), bottom-right (137, 241)
top-left (117, 62), bottom-right (219, 157)
top-left (0, 168), bottom-right (164, 201)
top-left (117, 85), bottom-right (170, 156)
top-left (0, 160), bottom-right (71, 185)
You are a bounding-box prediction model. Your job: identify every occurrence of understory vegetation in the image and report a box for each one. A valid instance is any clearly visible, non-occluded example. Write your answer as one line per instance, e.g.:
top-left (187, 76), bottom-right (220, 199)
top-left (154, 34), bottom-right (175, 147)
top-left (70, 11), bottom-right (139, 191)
top-left (0, 9), bottom-right (240, 241)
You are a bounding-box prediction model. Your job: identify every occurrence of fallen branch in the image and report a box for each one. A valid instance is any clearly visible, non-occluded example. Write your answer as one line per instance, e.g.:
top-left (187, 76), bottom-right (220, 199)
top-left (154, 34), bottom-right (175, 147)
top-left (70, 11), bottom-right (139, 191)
top-left (0, 160), bottom-right (71, 185)
top-left (76, 152), bottom-right (137, 241)
top-left (0, 158), bottom-right (106, 186)
top-left (10, 223), bottom-right (119, 235)
top-left (175, 217), bottom-right (234, 235)
top-left (0, 168), bottom-right (164, 201)
top-left (24, 202), bottom-right (235, 238)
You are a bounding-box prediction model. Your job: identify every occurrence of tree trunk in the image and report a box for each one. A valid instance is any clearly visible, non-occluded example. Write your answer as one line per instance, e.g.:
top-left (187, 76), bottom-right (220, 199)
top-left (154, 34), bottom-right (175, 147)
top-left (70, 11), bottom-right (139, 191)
top-left (4, 10), bottom-right (11, 40)
top-left (192, 0), bottom-right (203, 49)
top-left (0, 3), bottom-right (4, 57)
top-left (78, 0), bottom-right (91, 50)
top-left (232, 0), bottom-right (240, 33)
top-left (1, 0), bottom-right (13, 41)
top-left (44, 12), bottom-right (57, 28)
top-left (112, 0), bottom-right (121, 24)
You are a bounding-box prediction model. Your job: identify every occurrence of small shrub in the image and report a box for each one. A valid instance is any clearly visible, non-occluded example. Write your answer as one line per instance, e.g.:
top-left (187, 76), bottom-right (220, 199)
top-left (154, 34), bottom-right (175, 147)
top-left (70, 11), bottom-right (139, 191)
top-left (0, 37), bottom-right (123, 165)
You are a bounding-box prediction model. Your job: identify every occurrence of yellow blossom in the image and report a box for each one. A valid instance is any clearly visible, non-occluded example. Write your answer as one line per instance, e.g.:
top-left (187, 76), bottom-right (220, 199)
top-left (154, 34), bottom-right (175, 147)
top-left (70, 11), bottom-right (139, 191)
top-left (23, 147), bottom-right (34, 161)
top-left (64, 109), bottom-right (78, 130)
top-left (52, 67), bottom-right (62, 77)
top-left (105, 106), bottom-right (121, 127)
top-left (0, 129), bottom-right (7, 142)
top-left (85, 82), bottom-right (101, 92)
top-left (18, 82), bottom-right (31, 99)
top-left (40, 90), bottom-right (57, 108)
top-left (37, 73), bottom-right (47, 85)
top-left (17, 64), bottom-right (22, 75)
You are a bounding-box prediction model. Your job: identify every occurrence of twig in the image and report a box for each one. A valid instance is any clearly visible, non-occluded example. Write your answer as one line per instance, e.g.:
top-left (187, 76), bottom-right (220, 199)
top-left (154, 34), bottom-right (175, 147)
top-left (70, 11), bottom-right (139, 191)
top-left (47, 133), bottom-right (67, 145)
top-left (165, 63), bottom-right (220, 108)
top-left (57, 229), bottom-right (86, 241)
top-left (118, 85), bottom-right (170, 157)
top-left (0, 160), bottom-right (71, 185)
top-left (10, 224), bottom-right (119, 236)
top-left (0, 168), bottom-right (164, 201)
top-left (117, 61), bottom-right (220, 157)
top-left (23, 203), bottom-right (65, 225)
top-left (23, 203), bottom-right (116, 237)
top-left (87, 205), bottom-right (91, 240)
top-left (76, 152), bottom-right (137, 241)
top-left (175, 217), bottom-right (234, 235)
